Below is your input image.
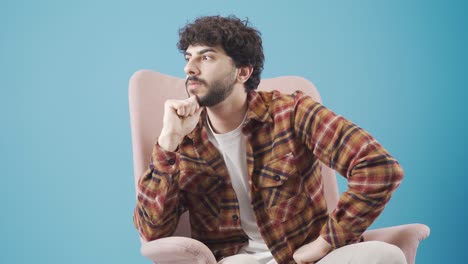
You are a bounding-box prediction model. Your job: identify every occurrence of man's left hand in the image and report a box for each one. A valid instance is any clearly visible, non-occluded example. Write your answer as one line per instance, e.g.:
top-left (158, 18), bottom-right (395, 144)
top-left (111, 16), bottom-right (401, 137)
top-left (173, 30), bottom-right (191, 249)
top-left (292, 236), bottom-right (332, 264)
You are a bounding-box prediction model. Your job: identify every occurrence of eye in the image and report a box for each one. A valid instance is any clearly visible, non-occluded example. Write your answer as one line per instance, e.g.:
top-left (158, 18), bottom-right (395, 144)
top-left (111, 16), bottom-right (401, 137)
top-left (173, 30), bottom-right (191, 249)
top-left (202, 55), bottom-right (212, 61)
top-left (184, 56), bottom-right (190, 62)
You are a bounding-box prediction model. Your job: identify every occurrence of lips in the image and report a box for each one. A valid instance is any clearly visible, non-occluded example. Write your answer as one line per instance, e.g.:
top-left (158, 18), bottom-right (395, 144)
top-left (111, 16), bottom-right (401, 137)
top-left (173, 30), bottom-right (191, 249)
top-left (187, 81), bottom-right (201, 86)
top-left (186, 76), bottom-right (206, 86)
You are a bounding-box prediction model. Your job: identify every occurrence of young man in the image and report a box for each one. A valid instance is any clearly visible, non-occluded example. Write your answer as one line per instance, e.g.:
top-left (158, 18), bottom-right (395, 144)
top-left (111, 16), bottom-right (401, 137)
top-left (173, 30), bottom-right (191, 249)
top-left (134, 16), bottom-right (407, 264)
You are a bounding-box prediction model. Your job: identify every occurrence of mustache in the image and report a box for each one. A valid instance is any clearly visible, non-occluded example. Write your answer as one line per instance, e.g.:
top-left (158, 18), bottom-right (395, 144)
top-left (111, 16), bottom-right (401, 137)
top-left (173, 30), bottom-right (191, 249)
top-left (185, 76), bottom-right (207, 86)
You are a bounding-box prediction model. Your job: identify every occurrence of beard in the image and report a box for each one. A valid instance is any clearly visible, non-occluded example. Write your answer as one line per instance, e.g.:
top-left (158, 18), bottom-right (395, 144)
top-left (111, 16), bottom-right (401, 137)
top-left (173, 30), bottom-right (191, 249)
top-left (185, 69), bottom-right (237, 107)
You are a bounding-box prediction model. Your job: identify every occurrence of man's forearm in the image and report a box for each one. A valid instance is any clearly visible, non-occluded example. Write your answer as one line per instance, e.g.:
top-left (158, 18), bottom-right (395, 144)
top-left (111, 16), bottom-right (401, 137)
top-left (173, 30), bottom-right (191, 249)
top-left (293, 93), bottom-right (404, 247)
top-left (134, 143), bottom-right (183, 241)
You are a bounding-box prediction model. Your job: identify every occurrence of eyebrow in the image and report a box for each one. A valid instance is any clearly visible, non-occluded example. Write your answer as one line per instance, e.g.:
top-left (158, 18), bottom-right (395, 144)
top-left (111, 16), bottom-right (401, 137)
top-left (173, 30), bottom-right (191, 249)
top-left (184, 48), bottom-right (218, 57)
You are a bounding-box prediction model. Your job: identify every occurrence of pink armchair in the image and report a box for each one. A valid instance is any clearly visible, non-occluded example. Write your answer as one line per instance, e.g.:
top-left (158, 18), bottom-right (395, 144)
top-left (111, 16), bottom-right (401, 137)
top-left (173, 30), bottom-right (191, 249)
top-left (129, 70), bottom-right (430, 264)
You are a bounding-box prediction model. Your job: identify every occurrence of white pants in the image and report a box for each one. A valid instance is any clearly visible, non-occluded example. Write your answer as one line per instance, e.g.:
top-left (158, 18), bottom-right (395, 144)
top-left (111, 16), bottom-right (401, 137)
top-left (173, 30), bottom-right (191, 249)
top-left (218, 241), bottom-right (407, 264)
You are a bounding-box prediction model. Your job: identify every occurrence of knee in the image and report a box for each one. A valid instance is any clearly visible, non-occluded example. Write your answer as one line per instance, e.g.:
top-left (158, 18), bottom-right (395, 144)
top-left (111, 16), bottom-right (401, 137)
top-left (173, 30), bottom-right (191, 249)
top-left (218, 254), bottom-right (261, 264)
top-left (368, 241), bottom-right (407, 264)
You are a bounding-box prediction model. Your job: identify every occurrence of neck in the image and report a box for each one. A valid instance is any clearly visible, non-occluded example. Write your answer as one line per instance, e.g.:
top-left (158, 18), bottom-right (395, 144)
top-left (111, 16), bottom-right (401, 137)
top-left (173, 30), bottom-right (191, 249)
top-left (206, 88), bottom-right (248, 134)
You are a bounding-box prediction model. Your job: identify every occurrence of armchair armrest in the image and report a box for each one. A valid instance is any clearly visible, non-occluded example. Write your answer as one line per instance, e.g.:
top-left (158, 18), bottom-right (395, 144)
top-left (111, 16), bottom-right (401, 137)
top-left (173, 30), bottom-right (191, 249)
top-left (363, 223), bottom-right (430, 264)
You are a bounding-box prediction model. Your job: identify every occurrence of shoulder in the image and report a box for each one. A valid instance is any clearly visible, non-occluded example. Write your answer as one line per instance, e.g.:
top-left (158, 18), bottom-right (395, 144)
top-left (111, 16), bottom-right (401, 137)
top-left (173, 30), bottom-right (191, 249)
top-left (255, 90), bottom-right (317, 112)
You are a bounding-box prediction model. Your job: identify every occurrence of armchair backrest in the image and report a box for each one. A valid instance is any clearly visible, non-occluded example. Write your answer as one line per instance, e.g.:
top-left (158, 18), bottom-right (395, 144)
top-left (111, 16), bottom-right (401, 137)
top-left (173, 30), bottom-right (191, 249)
top-left (129, 70), bottom-right (339, 237)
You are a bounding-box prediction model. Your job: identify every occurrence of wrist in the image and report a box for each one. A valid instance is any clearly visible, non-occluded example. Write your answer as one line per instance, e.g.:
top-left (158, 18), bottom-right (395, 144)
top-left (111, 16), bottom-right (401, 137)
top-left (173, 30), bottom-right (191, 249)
top-left (158, 132), bottom-right (183, 152)
top-left (317, 236), bottom-right (332, 253)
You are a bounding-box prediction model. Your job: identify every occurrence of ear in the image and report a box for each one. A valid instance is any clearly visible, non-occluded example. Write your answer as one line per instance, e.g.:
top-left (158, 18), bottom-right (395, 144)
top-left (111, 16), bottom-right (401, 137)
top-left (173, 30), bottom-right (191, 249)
top-left (236, 65), bottom-right (253, 84)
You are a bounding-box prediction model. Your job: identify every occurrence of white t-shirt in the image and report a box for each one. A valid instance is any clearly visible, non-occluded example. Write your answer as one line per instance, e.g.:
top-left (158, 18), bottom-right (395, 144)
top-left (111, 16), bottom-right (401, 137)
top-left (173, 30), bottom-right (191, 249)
top-left (206, 116), bottom-right (276, 264)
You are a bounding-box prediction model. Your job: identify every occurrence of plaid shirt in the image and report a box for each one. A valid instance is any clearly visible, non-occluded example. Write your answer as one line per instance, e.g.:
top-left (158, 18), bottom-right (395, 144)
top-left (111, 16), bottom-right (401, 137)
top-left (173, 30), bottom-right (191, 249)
top-left (134, 90), bottom-right (403, 264)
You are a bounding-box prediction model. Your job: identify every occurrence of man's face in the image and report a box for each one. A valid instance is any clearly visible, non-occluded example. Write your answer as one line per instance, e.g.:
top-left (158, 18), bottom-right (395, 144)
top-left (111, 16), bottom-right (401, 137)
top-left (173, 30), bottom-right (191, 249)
top-left (184, 45), bottom-right (238, 107)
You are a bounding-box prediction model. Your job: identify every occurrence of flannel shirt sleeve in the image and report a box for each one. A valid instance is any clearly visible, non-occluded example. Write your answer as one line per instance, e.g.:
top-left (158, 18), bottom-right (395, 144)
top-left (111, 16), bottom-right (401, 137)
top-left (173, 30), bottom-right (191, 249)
top-left (293, 92), bottom-right (404, 249)
top-left (133, 143), bottom-right (184, 241)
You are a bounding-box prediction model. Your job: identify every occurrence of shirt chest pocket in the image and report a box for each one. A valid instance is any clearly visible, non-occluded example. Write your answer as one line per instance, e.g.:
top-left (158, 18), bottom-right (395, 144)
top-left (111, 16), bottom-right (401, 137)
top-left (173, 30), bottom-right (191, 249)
top-left (254, 152), bottom-right (304, 207)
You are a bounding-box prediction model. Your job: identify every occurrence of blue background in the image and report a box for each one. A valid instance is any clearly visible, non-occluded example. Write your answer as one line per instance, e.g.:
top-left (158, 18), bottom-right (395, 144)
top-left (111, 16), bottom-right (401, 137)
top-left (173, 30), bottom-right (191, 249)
top-left (1, 0), bottom-right (466, 263)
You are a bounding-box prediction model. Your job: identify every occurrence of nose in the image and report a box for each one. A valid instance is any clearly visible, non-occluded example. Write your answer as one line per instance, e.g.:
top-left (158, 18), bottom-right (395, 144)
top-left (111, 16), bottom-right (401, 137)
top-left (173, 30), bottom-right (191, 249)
top-left (184, 59), bottom-right (200, 76)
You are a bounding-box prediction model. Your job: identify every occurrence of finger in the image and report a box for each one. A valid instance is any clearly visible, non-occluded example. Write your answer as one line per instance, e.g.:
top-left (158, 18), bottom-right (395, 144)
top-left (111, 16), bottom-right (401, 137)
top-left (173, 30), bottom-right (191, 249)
top-left (189, 100), bottom-right (200, 115)
top-left (185, 100), bottom-right (198, 116)
top-left (182, 97), bottom-right (199, 116)
top-left (194, 106), bottom-right (204, 116)
top-left (176, 103), bottom-right (186, 116)
top-left (188, 95), bottom-right (200, 105)
top-left (174, 101), bottom-right (190, 117)
top-left (167, 98), bottom-right (199, 117)
top-left (184, 100), bottom-right (195, 116)
top-left (188, 96), bottom-right (200, 114)
top-left (166, 100), bottom-right (183, 113)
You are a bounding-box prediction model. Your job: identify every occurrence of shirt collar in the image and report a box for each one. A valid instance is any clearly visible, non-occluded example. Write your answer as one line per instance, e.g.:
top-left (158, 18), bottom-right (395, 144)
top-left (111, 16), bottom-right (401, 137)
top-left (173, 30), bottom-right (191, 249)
top-left (187, 90), bottom-right (273, 140)
top-left (245, 90), bottom-right (273, 125)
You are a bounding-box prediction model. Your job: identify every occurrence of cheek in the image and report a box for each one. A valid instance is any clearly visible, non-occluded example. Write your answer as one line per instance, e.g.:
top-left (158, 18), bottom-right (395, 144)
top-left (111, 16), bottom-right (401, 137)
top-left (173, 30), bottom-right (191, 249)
top-left (204, 63), bottom-right (236, 81)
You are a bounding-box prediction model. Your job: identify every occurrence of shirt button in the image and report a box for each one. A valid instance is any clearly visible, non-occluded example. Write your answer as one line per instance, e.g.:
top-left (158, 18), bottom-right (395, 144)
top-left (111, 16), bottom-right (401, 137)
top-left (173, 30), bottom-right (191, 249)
top-left (273, 175), bottom-right (281, 181)
top-left (232, 215), bottom-right (239, 221)
top-left (168, 159), bottom-right (175, 165)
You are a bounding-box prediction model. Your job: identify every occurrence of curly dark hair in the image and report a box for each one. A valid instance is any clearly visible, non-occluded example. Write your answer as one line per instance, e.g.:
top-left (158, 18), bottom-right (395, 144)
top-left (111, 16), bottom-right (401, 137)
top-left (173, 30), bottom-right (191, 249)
top-left (177, 15), bottom-right (264, 91)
